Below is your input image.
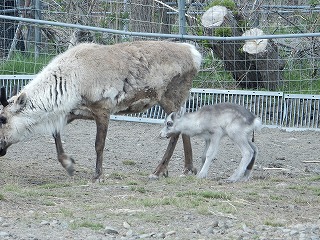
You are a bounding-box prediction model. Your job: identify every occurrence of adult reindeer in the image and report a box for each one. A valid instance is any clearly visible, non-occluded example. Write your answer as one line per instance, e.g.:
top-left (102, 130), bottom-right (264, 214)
top-left (0, 41), bottom-right (202, 181)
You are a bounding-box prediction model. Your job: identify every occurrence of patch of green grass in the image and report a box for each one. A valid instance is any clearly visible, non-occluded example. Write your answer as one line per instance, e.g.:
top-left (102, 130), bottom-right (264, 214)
top-left (60, 208), bottom-right (74, 218)
top-left (263, 220), bottom-right (285, 227)
top-left (197, 205), bottom-right (212, 215)
top-left (138, 197), bottom-right (178, 207)
top-left (0, 193), bottom-right (5, 200)
top-left (42, 200), bottom-right (56, 206)
top-left (130, 186), bottom-right (147, 194)
top-left (216, 202), bottom-right (237, 214)
top-left (309, 175), bottom-right (320, 181)
top-left (127, 181), bottom-right (138, 185)
top-left (38, 182), bottom-right (72, 189)
top-left (177, 190), bottom-right (231, 200)
top-left (0, 52), bottom-right (52, 75)
top-left (310, 187), bottom-right (320, 196)
top-left (269, 195), bottom-right (283, 201)
top-left (108, 172), bottom-right (126, 180)
top-left (122, 160), bottom-right (136, 166)
top-left (3, 183), bottom-right (21, 192)
top-left (71, 221), bottom-right (104, 230)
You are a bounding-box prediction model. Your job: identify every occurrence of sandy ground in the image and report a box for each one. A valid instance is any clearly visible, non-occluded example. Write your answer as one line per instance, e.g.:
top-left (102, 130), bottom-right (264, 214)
top-left (1, 120), bottom-right (320, 239)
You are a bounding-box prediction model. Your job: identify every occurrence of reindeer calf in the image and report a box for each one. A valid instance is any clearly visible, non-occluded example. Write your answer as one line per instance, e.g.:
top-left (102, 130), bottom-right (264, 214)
top-left (160, 103), bottom-right (262, 182)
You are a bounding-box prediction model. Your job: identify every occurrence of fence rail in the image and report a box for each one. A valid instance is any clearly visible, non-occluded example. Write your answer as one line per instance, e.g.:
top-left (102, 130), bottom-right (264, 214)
top-left (1, 75), bottom-right (319, 131)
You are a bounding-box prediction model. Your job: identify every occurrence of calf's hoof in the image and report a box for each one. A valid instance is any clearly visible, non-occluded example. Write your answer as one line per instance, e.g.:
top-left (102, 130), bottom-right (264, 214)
top-left (148, 174), bottom-right (159, 180)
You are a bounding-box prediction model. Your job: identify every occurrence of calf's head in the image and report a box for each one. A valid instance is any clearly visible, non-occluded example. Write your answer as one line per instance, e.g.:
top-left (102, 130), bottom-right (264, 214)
top-left (0, 87), bottom-right (28, 156)
top-left (160, 111), bottom-right (182, 139)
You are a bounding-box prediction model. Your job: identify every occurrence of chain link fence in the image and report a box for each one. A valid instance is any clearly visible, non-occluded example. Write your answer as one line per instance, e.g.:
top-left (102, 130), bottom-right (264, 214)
top-left (0, 0), bottom-right (319, 129)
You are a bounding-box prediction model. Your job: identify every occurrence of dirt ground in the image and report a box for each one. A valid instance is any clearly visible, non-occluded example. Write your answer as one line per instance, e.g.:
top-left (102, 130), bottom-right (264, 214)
top-left (1, 120), bottom-right (320, 239)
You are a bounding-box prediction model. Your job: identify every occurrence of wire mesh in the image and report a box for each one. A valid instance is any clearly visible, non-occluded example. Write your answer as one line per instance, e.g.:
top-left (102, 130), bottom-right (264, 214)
top-left (0, 1), bottom-right (318, 93)
top-left (0, 0), bottom-right (319, 130)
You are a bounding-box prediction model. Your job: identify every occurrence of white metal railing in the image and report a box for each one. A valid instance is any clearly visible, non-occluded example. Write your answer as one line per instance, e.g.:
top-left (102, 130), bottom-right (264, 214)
top-left (1, 75), bottom-right (320, 130)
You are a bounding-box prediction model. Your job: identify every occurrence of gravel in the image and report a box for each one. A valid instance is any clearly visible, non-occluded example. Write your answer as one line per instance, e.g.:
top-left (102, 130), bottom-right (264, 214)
top-left (1, 120), bottom-right (320, 239)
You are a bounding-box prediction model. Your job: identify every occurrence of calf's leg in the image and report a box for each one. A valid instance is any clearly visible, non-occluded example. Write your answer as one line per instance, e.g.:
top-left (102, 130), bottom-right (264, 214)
top-left (242, 141), bottom-right (258, 180)
top-left (197, 134), bottom-right (222, 179)
top-left (227, 134), bottom-right (255, 182)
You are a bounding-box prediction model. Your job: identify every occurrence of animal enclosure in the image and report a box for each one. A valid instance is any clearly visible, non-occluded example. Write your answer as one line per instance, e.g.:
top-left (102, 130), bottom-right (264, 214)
top-left (0, 0), bottom-right (319, 130)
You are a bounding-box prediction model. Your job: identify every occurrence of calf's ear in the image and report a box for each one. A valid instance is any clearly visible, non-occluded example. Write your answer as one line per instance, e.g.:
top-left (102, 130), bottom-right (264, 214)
top-left (177, 106), bottom-right (186, 118)
top-left (15, 92), bottom-right (27, 108)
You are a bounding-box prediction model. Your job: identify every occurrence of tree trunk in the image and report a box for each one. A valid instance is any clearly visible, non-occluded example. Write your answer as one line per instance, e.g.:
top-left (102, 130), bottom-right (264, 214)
top-left (201, 5), bottom-right (284, 90)
top-left (242, 28), bottom-right (285, 90)
top-left (0, 0), bottom-right (17, 59)
top-left (130, 0), bottom-right (171, 35)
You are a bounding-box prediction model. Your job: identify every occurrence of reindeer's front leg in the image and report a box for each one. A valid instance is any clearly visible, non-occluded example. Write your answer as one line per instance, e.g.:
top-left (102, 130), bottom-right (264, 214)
top-left (181, 134), bottom-right (197, 176)
top-left (150, 133), bottom-right (180, 179)
top-left (92, 113), bottom-right (110, 182)
top-left (53, 132), bottom-right (75, 176)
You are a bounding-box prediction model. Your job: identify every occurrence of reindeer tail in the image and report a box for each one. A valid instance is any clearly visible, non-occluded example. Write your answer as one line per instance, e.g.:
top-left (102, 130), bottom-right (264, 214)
top-left (252, 118), bottom-right (262, 142)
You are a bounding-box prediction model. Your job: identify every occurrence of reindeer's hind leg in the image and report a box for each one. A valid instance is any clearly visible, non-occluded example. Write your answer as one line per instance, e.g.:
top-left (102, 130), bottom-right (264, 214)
top-left (242, 141), bottom-right (258, 181)
top-left (92, 112), bottom-right (110, 182)
top-left (53, 132), bottom-right (75, 176)
top-left (227, 133), bottom-right (255, 182)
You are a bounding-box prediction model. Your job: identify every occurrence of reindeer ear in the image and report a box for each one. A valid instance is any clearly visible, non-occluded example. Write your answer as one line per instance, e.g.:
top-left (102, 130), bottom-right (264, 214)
top-left (177, 107), bottom-right (186, 117)
top-left (15, 92), bottom-right (27, 108)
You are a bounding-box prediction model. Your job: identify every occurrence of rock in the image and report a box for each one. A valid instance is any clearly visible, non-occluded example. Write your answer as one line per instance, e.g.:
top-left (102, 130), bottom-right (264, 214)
top-left (105, 226), bottom-right (119, 235)
top-left (0, 231), bottom-right (9, 237)
top-left (165, 230), bottom-right (176, 236)
top-left (40, 220), bottom-right (50, 226)
top-left (139, 232), bottom-right (156, 238)
top-left (125, 229), bottom-right (133, 237)
top-left (123, 221), bottom-right (131, 229)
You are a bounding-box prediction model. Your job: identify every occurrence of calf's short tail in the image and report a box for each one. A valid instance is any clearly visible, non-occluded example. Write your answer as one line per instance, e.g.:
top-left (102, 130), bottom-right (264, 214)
top-left (251, 118), bottom-right (262, 142)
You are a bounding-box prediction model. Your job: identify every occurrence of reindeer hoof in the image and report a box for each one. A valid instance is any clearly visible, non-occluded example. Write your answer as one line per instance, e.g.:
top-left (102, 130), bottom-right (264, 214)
top-left (181, 167), bottom-right (197, 176)
top-left (92, 172), bottom-right (104, 183)
top-left (66, 165), bottom-right (75, 176)
top-left (148, 174), bottom-right (159, 180)
top-left (60, 156), bottom-right (75, 176)
top-left (163, 170), bottom-right (169, 178)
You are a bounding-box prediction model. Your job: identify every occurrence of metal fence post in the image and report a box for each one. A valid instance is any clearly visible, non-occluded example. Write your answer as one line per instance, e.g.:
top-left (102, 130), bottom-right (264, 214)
top-left (178, 0), bottom-right (186, 41)
top-left (34, 0), bottom-right (41, 59)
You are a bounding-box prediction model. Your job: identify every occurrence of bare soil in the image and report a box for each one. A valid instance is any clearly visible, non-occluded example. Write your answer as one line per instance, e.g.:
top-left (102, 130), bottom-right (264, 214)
top-left (1, 120), bottom-right (320, 239)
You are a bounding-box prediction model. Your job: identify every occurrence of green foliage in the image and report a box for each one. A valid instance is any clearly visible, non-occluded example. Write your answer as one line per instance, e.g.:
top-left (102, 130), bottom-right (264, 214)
top-left (206, 0), bottom-right (236, 11)
top-left (309, 0), bottom-right (319, 7)
top-left (214, 27), bottom-right (232, 37)
top-left (0, 52), bottom-right (52, 75)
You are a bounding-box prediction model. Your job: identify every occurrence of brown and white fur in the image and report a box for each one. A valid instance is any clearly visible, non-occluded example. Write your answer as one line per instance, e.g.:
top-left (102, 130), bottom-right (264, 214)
top-left (160, 103), bottom-right (262, 182)
top-left (0, 41), bottom-right (202, 181)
